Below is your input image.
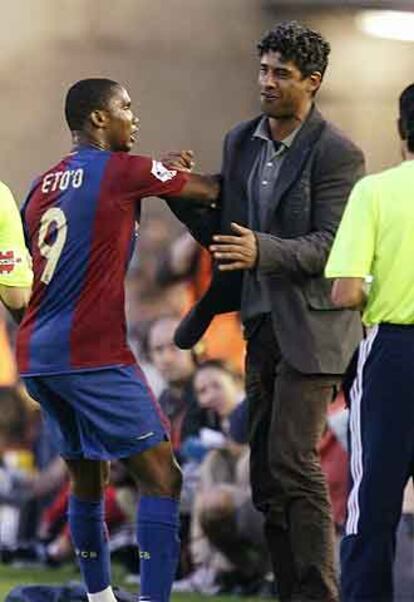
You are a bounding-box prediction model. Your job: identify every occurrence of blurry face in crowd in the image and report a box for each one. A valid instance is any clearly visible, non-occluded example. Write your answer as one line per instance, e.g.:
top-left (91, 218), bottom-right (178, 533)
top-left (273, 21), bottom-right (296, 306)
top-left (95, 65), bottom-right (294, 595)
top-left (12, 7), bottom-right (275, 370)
top-left (194, 366), bottom-right (240, 418)
top-left (258, 51), bottom-right (321, 120)
top-left (148, 317), bottom-right (195, 386)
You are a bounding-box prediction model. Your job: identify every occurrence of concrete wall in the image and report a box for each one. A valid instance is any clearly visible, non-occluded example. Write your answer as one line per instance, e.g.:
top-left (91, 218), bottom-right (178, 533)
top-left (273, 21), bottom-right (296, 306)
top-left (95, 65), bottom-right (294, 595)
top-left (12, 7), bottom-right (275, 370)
top-left (0, 0), bottom-right (265, 217)
top-left (1, 1), bottom-right (413, 210)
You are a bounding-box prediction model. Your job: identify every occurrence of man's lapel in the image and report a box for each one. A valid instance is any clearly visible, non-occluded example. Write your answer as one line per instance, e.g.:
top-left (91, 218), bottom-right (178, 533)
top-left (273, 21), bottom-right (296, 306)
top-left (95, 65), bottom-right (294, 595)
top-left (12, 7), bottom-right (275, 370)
top-left (243, 124), bottom-right (263, 211)
top-left (221, 121), bottom-right (262, 232)
top-left (246, 142), bottom-right (262, 226)
top-left (263, 106), bottom-right (326, 229)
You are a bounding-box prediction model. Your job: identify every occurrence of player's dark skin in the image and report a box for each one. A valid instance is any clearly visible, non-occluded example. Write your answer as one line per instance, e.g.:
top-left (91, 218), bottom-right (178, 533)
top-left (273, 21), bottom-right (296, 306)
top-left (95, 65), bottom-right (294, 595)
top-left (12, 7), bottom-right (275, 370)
top-left (67, 85), bottom-right (218, 501)
top-left (72, 84), bottom-right (218, 204)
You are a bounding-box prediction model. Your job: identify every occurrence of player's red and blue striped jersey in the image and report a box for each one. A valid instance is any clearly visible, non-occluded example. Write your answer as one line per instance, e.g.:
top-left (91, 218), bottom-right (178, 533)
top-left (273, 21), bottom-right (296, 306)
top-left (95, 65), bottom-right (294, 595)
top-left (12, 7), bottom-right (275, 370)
top-left (17, 146), bottom-right (188, 376)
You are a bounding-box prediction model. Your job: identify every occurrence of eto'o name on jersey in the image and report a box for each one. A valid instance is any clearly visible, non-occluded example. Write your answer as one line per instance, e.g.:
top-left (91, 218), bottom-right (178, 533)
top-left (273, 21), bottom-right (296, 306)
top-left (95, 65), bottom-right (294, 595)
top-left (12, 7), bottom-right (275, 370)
top-left (41, 169), bottom-right (84, 193)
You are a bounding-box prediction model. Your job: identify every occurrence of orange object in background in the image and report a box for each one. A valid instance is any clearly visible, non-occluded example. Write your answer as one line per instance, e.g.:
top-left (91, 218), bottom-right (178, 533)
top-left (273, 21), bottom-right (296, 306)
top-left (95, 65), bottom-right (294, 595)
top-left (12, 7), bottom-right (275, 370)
top-left (0, 315), bottom-right (17, 386)
top-left (318, 391), bottom-right (348, 529)
top-left (184, 247), bottom-right (245, 375)
top-left (200, 312), bottom-right (245, 375)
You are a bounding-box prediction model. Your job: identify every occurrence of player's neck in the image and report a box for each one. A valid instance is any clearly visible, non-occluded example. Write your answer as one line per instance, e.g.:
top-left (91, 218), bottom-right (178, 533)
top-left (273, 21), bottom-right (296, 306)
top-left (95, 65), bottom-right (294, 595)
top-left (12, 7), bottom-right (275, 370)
top-left (71, 131), bottom-right (109, 152)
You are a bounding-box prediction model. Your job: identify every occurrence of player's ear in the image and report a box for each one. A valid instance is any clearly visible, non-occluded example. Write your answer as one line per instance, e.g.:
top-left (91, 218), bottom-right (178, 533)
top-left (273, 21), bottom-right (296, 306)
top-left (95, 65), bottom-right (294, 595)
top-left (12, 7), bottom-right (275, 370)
top-left (307, 71), bottom-right (322, 96)
top-left (90, 109), bottom-right (108, 129)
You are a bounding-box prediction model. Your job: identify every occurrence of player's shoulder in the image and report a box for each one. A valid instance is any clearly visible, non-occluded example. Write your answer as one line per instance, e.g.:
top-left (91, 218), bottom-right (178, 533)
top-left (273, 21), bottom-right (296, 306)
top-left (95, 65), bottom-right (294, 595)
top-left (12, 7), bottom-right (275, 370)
top-left (357, 163), bottom-right (410, 201)
top-left (105, 151), bottom-right (151, 171)
top-left (357, 164), bottom-right (401, 189)
top-left (108, 152), bottom-right (178, 181)
top-left (0, 180), bottom-right (15, 204)
top-left (0, 180), bottom-right (18, 222)
top-left (347, 168), bottom-right (393, 208)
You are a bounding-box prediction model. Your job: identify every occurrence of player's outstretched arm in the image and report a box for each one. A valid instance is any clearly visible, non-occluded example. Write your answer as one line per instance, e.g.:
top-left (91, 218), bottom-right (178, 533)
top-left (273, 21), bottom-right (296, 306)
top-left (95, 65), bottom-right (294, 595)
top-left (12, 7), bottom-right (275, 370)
top-left (157, 151), bottom-right (220, 247)
top-left (174, 173), bottom-right (220, 205)
top-left (160, 150), bottom-right (219, 205)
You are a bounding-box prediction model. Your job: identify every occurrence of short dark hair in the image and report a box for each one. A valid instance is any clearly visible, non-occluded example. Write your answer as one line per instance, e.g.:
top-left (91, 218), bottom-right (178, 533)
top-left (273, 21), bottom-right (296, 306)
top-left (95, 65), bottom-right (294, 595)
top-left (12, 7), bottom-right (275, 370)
top-left (257, 21), bottom-right (330, 80)
top-left (64, 78), bottom-right (121, 131)
top-left (399, 83), bottom-right (414, 153)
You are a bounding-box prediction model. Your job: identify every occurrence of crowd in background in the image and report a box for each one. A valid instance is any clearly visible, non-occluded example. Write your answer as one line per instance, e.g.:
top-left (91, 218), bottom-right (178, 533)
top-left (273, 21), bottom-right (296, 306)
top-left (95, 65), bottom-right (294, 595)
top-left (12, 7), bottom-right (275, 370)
top-left (0, 214), bottom-right (354, 596)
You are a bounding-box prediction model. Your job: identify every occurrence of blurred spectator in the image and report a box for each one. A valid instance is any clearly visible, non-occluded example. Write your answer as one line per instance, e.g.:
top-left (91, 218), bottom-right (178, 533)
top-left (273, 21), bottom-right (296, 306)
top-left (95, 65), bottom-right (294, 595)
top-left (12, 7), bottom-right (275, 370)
top-left (0, 383), bottom-right (68, 553)
top-left (146, 315), bottom-right (219, 577)
top-left (125, 217), bottom-right (188, 358)
top-left (156, 233), bottom-right (245, 374)
top-left (174, 361), bottom-right (269, 595)
top-left (147, 315), bottom-right (218, 462)
top-left (0, 310), bottom-right (67, 553)
top-left (192, 359), bottom-right (243, 422)
top-left (319, 392), bottom-right (349, 534)
top-left (0, 386), bottom-right (29, 454)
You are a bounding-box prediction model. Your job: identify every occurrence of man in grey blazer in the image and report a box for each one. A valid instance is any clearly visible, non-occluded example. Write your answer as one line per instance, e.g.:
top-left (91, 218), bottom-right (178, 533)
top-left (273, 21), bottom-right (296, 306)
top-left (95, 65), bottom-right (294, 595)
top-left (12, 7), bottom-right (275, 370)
top-left (168, 21), bottom-right (364, 602)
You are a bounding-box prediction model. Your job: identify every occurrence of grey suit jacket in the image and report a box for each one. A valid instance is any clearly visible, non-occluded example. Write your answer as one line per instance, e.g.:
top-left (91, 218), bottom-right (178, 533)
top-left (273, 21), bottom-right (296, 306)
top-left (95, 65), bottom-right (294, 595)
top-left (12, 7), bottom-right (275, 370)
top-left (168, 106), bottom-right (365, 374)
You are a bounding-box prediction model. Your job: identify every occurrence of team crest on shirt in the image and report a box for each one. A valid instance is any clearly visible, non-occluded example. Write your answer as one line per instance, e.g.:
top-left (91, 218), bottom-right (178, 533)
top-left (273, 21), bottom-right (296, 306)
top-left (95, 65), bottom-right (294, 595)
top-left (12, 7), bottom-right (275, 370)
top-left (0, 250), bottom-right (21, 274)
top-left (151, 160), bottom-right (177, 183)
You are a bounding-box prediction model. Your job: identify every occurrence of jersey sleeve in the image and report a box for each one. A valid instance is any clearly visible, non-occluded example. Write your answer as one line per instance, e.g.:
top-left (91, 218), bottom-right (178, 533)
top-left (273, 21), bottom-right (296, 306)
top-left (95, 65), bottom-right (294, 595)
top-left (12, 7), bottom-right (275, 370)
top-left (117, 154), bottom-right (189, 200)
top-left (325, 176), bottom-right (377, 279)
top-left (0, 181), bottom-right (33, 287)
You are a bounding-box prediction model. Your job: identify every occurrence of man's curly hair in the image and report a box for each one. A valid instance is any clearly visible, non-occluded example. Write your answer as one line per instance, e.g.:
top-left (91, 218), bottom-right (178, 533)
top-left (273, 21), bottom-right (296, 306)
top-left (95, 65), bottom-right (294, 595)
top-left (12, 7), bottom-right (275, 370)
top-left (257, 21), bottom-right (330, 80)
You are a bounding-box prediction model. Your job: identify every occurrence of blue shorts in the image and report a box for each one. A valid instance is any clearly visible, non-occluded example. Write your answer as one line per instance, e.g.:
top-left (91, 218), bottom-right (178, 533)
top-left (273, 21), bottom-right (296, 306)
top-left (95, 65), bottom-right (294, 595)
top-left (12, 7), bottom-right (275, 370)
top-left (23, 365), bottom-right (169, 460)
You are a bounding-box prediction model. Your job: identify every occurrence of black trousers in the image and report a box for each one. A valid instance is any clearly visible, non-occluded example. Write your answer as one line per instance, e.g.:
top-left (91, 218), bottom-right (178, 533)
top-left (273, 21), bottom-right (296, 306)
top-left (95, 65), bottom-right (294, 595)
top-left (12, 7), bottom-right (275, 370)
top-left (245, 314), bottom-right (340, 602)
top-left (341, 325), bottom-right (414, 602)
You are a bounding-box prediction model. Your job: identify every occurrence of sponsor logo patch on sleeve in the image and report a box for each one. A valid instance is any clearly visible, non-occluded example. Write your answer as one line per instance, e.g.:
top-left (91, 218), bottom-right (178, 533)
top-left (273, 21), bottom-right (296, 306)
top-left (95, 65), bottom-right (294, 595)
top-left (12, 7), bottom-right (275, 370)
top-left (0, 250), bottom-right (22, 274)
top-left (151, 160), bottom-right (177, 183)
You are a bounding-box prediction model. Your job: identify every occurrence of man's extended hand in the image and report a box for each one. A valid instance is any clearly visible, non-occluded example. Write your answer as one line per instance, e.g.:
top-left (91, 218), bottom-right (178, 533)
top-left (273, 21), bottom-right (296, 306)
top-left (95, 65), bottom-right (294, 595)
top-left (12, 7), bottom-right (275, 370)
top-left (160, 150), bottom-right (195, 172)
top-left (210, 222), bottom-right (258, 271)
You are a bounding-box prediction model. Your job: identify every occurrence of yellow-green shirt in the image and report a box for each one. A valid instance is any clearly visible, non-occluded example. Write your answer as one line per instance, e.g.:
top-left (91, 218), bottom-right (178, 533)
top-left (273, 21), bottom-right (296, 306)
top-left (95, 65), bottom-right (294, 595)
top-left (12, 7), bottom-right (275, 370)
top-left (0, 181), bottom-right (32, 288)
top-left (325, 160), bottom-right (414, 326)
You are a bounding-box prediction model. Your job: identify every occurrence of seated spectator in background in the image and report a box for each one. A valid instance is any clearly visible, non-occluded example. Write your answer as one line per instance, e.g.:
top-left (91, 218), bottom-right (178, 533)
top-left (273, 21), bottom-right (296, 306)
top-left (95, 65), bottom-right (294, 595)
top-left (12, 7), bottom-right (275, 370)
top-left (0, 385), bottom-right (68, 554)
top-left (180, 359), bottom-right (245, 464)
top-left (125, 216), bottom-right (189, 358)
top-left (0, 312), bottom-right (46, 549)
top-left (0, 385), bottom-right (136, 570)
top-left (319, 391), bottom-right (348, 535)
top-left (0, 386), bottom-right (30, 457)
top-left (146, 315), bottom-right (220, 576)
top-left (156, 232), bottom-right (245, 374)
top-left (175, 361), bottom-right (270, 595)
top-left (1, 460), bottom-right (136, 571)
top-left (147, 315), bottom-right (219, 462)
top-left (0, 384), bottom-right (42, 549)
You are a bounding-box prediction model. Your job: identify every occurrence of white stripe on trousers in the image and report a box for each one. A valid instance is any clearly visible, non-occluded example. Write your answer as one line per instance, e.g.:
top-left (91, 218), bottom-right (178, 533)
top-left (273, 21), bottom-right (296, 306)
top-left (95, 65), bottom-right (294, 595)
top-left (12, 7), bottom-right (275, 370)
top-left (345, 325), bottom-right (379, 536)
